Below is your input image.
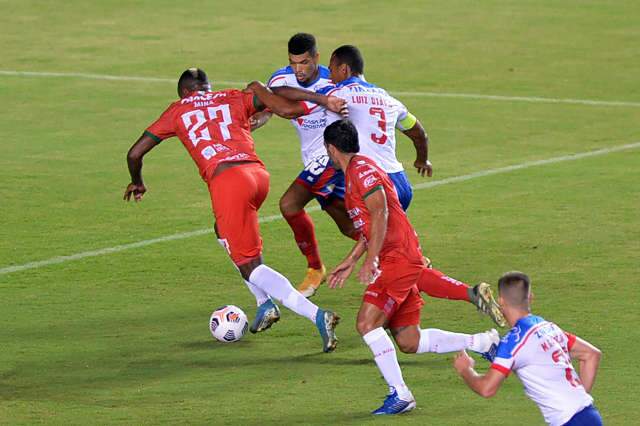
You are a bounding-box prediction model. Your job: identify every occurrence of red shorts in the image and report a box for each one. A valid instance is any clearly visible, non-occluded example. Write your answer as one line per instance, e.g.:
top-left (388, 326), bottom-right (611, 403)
top-left (363, 260), bottom-right (425, 329)
top-left (208, 163), bottom-right (270, 265)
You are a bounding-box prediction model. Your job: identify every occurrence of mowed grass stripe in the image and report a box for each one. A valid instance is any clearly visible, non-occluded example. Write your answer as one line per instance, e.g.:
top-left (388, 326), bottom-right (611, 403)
top-left (2, 141), bottom-right (638, 276)
top-left (2, 69), bottom-right (640, 108)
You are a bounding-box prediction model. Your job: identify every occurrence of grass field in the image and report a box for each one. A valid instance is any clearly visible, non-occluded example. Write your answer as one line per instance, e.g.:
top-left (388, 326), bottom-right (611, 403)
top-left (1, 0), bottom-right (639, 424)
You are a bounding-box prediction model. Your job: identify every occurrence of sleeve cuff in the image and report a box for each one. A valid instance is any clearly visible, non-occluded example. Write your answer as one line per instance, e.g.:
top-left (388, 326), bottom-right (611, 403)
top-left (143, 130), bottom-right (162, 143)
top-left (363, 184), bottom-right (383, 199)
top-left (490, 364), bottom-right (511, 377)
top-left (565, 332), bottom-right (577, 351)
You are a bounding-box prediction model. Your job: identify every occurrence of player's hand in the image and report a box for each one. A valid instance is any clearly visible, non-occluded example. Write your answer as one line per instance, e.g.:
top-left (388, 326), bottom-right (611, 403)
top-left (328, 259), bottom-right (356, 289)
top-left (123, 183), bottom-right (147, 202)
top-left (327, 96), bottom-right (349, 117)
top-left (358, 256), bottom-right (381, 285)
top-left (245, 80), bottom-right (265, 93)
top-left (453, 350), bottom-right (475, 373)
top-left (414, 159), bottom-right (433, 177)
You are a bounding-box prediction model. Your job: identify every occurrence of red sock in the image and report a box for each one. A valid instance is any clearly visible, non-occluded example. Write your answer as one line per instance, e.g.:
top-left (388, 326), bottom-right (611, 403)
top-left (283, 210), bottom-right (322, 270)
top-left (417, 268), bottom-right (470, 301)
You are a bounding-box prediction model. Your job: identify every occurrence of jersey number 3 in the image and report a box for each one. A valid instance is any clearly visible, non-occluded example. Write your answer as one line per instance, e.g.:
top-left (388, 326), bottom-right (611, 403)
top-left (181, 105), bottom-right (232, 147)
top-left (369, 107), bottom-right (388, 145)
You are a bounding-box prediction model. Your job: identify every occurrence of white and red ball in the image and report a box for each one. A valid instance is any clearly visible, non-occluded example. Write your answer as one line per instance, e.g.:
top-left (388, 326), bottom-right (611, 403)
top-left (209, 305), bottom-right (248, 343)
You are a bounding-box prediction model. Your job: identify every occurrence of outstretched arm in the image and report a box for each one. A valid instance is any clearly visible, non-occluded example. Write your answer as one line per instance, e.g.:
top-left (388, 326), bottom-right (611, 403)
top-left (569, 336), bottom-right (602, 393)
top-left (124, 132), bottom-right (158, 202)
top-left (249, 110), bottom-right (273, 131)
top-left (453, 351), bottom-right (507, 398)
top-left (270, 85), bottom-right (348, 116)
top-left (247, 82), bottom-right (307, 119)
top-left (401, 117), bottom-right (432, 177)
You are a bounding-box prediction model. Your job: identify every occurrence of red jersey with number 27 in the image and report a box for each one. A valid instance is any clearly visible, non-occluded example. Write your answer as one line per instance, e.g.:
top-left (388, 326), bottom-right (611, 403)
top-left (344, 154), bottom-right (423, 264)
top-left (145, 89), bottom-right (262, 181)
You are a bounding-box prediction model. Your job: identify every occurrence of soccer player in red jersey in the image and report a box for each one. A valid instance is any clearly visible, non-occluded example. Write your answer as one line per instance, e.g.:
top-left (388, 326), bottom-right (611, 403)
top-left (324, 120), bottom-right (499, 414)
top-left (123, 68), bottom-right (345, 352)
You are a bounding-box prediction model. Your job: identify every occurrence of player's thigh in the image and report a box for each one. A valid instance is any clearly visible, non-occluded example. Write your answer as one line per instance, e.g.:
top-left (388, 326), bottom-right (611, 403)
top-left (356, 302), bottom-right (388, 336)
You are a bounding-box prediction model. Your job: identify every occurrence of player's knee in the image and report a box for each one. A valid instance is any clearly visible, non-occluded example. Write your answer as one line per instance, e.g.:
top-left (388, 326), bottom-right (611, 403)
top-left (356, 319), bottom-right (377, 336)
top-left (279, 193), bottom-right (300, 216)
top-left (396, 338), bottom-right (418, 354)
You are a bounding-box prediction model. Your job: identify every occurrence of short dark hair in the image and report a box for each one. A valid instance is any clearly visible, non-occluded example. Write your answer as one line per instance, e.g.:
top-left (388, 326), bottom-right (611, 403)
top-left (498, 271), bottom-right (531, 308)
top-left (288, 33), bottom-right (317, 56)
top-left (177, 68), bottom-right (209, 95)
top-left (331, 45), bottom-right (364, 74)
top-left (324, 119), bottom-right (359, 153)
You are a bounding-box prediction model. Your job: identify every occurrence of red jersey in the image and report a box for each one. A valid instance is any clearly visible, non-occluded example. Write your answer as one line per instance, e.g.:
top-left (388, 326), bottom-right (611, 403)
top-left (344, 155), bottom-right (423, 264)
top-left (145, 89), bottom-right (263, 181)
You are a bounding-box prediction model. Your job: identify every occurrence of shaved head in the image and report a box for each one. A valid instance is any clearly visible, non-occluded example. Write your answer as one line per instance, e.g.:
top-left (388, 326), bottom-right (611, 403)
top-left (177, 68), bottom-right (210, 97)
top-left (498, 271), bottom-right (531, 310)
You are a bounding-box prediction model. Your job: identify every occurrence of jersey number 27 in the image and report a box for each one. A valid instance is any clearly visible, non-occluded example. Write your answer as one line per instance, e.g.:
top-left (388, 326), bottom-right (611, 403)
top-left (181, 105), bottom-right (232, 147)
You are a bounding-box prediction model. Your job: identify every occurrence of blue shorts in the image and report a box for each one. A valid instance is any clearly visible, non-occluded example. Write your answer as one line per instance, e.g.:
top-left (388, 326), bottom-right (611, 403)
top-left (563, 405), bottom-right (603, 426)
top-left (388, 171), bottom-right (413, 211)
top-left (295, 155), bottom-right (345, 208)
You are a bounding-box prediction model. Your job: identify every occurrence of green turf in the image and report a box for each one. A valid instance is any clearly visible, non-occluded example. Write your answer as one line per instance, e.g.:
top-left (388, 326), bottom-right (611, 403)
top-left (1, 0), bottom-right (639, 424)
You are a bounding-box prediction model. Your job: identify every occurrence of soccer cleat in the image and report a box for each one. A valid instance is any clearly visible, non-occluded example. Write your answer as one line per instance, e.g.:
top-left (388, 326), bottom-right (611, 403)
top-left (297, 265), bottom-right (327, 298)
top-left (372, 388), bottom-right (416, 415)
top-left (249, 298), bottom-right (281, 334)
top-left (469, 329), bottom-right (500, 357)
top-left (315, 309), bottom-right (340, 353)
top-left (471, 282), bottom-right (507, 327)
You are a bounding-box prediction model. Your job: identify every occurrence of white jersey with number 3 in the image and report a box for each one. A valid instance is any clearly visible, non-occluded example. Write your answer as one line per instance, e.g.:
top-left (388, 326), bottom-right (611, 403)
top-left (318, 76), bottom-right (410, 173)
top-left (491, 315), bottom-right (594, 426)
top-left (268, 65), bottom-right (333, 166)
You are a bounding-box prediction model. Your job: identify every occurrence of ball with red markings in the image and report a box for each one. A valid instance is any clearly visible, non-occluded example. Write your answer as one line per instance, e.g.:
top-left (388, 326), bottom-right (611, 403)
top-left (209, 305), bottom-right (249, 343)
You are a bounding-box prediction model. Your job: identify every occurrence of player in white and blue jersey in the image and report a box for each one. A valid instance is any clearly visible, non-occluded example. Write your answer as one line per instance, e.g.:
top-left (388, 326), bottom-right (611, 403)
top-left (250, 34), bottom-right (354, 298)
top-left (272, 45), bottom-right (432, 212)
top-left (453, 272), bottom-right (603, 426)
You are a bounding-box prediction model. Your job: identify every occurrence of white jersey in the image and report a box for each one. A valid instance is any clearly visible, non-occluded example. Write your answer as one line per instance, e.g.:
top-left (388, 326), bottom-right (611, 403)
top-left (267, 65), bottom-right (333, 166)
top-left (491, 315), bottom-right (594, 426)
top-left (318, 76), bottom-right (410, 173)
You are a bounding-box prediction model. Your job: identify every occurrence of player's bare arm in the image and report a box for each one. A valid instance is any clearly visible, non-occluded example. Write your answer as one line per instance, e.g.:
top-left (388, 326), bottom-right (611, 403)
top-left (358, 186), bottom-right (388, 285)
top-left (124, 133), bottom-right (159, 202)
top-left (328, 236), bottom-right (367, 288)
top-left (249, 110), bottom-right (273, 131)
top-left (245, 81), bottom-right (305, 119)
top-left (568, 336), bottom-right (602, 393)
top-left (401, 118), bottom-right (432, 177)
top-left (270, 85), bottom-right (348, 117)
top-left (453, 350), bottom-right (506, 398)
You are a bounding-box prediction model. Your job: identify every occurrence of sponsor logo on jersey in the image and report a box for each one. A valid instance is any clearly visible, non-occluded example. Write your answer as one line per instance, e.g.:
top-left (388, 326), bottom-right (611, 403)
top-left (363, 175), bottom-right (378, 188)
top-left (347, 207), bottom-right (361, 219)
top-left (358, 168), bottom-right (376, 178)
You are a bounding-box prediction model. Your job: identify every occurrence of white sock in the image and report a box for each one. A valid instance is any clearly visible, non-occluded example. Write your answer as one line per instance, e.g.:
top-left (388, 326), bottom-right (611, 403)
top-left (248, 264), bottom-right (319, 322)
top-left (363, 328), bottom-right (412, 399)
top-left (244, 280), bottom-right (269, 307)
top-left (417, 329), bottom-right (474, 353)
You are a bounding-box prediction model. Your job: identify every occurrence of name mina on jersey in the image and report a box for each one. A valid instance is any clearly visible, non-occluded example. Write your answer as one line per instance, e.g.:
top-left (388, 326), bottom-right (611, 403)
top-left (267, 65), bottom-right (333, 166)
top-left (491, 315), bottom-right (594, 426)
top-left (318, 76), bottom-right (410, 174)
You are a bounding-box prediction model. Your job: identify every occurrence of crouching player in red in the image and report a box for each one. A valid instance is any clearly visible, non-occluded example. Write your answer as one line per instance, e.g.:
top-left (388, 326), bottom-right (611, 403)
top-left (123, 68), bottom-right (345, 352)
top-left (324, 120), bottom-right (499, 414)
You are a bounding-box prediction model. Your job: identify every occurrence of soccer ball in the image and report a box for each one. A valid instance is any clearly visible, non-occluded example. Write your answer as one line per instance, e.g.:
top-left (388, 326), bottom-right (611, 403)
top-left (209, 305), bottom-right (249, 343)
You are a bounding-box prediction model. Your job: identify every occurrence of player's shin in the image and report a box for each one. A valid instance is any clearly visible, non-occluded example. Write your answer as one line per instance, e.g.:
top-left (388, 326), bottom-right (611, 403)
top-left (416, 268), bottom-right (470, 301)
top-left (248, 264), bottom-right (318, 322)
top-left (243, 280), bottom-right (269, 307)
top-left (363, 327), bottom-right (411, 398)
top-left (417, 328), bottom-right (498, 354)
top-left (283, 210), bottom-right (322, 269)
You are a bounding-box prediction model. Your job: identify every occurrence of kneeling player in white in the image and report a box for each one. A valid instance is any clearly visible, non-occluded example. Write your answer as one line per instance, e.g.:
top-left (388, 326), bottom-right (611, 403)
top-left (453, 272), bottom-right (603, 426)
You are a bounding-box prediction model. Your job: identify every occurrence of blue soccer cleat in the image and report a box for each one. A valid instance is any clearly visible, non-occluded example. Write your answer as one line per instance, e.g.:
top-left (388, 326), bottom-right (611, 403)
top-left (315, 309), bottom-right (340, 353)
top-left (372, 388), bottom-right (416, 415)
top-left (249, 298), bottom-right (280, 334)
